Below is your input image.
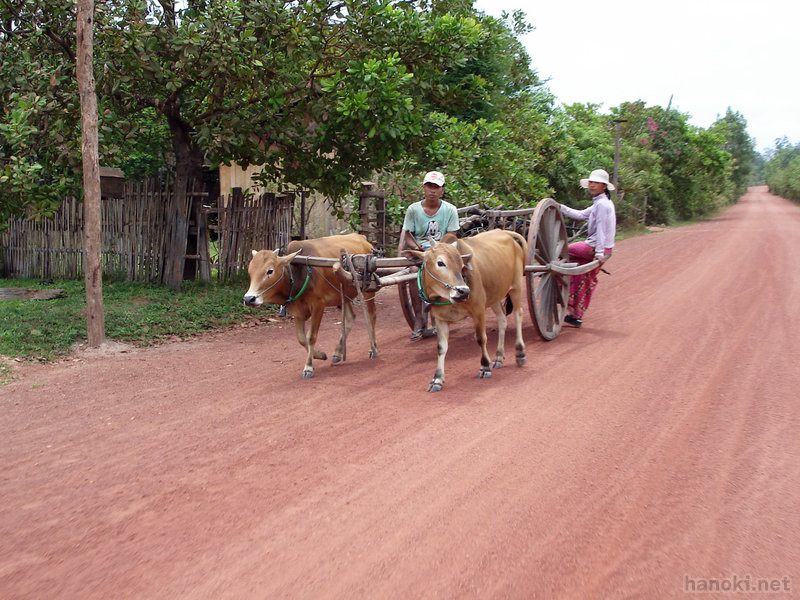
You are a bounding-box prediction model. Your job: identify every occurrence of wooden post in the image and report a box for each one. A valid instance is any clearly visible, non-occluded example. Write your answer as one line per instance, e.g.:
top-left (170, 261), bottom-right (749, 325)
top-left (183, 185), bottom-right (208, 281)
top-left (358, 182), bottom-right (386, 250)
top-left (299, 190), bottom-right (306, 240)
top-left (612, 118), bottom-right (627, 194)
top-left (197, 196), bottom-right (212, 282)
top-left (76, 0), bottom-right (105, 347)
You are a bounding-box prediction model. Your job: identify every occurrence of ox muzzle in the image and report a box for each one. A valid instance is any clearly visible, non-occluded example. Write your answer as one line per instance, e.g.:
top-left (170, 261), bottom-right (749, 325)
top-left (243, 294), bottom-right (262, 307)
top-left (450, 285), bottom-right (471, 302)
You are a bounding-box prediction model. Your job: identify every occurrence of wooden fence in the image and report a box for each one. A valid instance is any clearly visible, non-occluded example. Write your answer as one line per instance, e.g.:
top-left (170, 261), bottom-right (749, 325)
top-left (203, 189), bottom-right (294, 281)
top-left (0, 177), bottom-right (177, 280)
top-left (0, 179), bottom-right (294, 282)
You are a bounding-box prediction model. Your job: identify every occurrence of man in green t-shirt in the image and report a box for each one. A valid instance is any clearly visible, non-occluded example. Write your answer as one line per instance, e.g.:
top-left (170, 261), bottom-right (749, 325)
top-left (398, 171), bottom-right (460, 340)
top-left (398, 171), bottom-right (459, 252)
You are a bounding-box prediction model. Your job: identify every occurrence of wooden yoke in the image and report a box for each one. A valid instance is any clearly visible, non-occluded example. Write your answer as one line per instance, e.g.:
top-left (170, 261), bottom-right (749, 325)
top-left (306, 251), bottom-right (417, 293)
top-left (332, 250), bottom-right (393, 293)
top-left (333, 250), bottom-right (374, 292)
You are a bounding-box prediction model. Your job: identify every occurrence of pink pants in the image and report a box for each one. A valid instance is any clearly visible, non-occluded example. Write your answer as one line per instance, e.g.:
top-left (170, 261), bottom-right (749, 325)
top-left (568, 242), bottom-right (611, 319)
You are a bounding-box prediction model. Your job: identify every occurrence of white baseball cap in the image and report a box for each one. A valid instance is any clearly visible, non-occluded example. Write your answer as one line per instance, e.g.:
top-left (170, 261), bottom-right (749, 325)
top-left (580, 169), bottom-right (615, 191)
top-left (423, 171), bottom-right (445, 187)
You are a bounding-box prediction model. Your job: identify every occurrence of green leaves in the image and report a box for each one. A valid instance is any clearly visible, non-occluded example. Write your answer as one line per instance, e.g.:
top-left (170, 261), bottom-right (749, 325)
top-left (1, 0), bottom-right (543, 215)
top-left (0, 92), bottom-right (77, 225)
top-left (764, 139), bottom-right (800, 201)
top-left (1, 0), bottom-right (754, 236)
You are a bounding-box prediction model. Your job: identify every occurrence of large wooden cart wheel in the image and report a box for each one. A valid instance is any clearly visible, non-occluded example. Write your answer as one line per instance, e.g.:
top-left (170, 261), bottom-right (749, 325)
top-left (398, 279), bottom-right (421, 330)
top-left (526, 198), bottom-right (570, 340)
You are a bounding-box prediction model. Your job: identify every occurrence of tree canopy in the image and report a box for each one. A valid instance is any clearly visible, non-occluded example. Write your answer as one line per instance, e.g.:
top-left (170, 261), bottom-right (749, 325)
top-left (2, 0), bottom-right (504, 286)
top-left (1, 0), bottom-right (763, 285)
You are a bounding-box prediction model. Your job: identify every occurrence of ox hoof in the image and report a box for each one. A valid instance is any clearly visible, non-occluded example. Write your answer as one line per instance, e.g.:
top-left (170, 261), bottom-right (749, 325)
top-left (368, 350), bottom-right (378, 359)
top-left (302, 370), bottom-right (314, 379)
top-left (331, 355), bottom-right (342, 364)
top-left (491, 360), bottom-right (504, 369)
top-left (516, 355), bottom-right (526, 367)
top-left (427, 380), bottom-right (443, 392)
top-left (478, 368), bottom-right (492, 379)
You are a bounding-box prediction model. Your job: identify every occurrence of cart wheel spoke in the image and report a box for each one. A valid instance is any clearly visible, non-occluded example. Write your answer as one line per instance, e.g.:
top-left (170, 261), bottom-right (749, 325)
top-left (398, 280), bottom-right (419, 331)
top-left (527, 198), bottom-right (569, 341)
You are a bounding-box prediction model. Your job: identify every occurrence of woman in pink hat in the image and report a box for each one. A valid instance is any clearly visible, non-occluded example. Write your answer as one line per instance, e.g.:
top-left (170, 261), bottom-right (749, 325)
top-left (559, 169), bottom-right (617, 328)
top-left (398, 171), bottom-right (460, 340)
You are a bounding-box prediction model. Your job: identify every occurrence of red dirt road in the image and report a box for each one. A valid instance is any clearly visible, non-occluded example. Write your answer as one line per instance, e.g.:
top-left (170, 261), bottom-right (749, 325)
top-left (1, 186), bottom-right (798, 599)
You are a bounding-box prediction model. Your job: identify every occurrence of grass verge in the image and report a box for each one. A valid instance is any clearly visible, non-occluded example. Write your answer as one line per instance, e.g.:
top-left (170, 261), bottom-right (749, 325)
top-left (0, 276), bottom-right (274, 369)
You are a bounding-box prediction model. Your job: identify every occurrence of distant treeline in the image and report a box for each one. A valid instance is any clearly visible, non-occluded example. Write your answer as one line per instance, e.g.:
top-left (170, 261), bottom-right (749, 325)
top-left (763, 138), bottom-right (800, 202)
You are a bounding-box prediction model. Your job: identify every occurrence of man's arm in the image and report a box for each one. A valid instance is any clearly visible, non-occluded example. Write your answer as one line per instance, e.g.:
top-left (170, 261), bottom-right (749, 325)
top-left (398, 229), bottom-right (422, 255)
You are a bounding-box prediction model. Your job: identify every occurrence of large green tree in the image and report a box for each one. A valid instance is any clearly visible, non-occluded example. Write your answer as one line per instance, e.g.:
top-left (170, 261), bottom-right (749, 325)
top-left (1, 2), bottom-right (83, 222)
top-left (365, 8), bottom-right (554, 222)
top-left (2, 0), bottom-right (489, 288)
top-left (710, 108), bottom-right (756, 197)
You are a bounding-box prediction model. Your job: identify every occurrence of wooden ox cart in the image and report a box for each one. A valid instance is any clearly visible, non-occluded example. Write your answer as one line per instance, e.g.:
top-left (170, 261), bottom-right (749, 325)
top-left (286, 198), bottom-right (601, 341)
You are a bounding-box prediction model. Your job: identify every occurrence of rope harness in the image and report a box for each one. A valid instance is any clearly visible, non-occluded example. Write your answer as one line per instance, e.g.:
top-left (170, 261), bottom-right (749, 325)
top-left (252, 269), bottom-right (286, 300)
top-left (273, 254), bottom-right (380, 319)
top-left (319, 265), bottom-right (379, 304)
top-left (417, 263), bottom-right (454, 306)
top-left (277, 259), bottom-right (312, 317)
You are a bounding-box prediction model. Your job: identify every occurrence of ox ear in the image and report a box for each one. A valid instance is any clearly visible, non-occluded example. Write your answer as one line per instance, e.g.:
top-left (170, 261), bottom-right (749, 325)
top-left (405, 250), bottom-right (424, 266)
top-left (461, 253), bottom-right (473, 271)
top-left (443, 232), bottom-right (459, 244)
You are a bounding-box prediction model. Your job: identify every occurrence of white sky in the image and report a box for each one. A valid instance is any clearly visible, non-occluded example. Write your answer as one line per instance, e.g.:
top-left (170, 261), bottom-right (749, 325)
top-left (474, 0), bottom-right (799, 153)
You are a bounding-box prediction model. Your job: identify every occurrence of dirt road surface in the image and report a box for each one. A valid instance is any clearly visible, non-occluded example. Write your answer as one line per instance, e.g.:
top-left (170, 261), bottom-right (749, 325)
top-left (1, 186), bottom-right (798, 599)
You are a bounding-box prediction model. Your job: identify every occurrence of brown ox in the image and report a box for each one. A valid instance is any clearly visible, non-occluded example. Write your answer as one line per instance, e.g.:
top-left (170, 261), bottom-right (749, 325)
top-left (243, 233), bottom-right (378, 379)
top-left (408, 229), bottom-right (527, 392)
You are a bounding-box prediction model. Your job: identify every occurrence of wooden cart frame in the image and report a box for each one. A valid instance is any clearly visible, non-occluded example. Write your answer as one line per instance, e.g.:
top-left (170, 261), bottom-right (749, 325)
top-left (288, 198), bottom-right (601, 342)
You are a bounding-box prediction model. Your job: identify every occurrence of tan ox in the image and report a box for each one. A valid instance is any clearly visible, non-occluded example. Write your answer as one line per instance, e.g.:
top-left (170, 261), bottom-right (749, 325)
top-left (243, 233), bottom-right (378, 379)
top-left (408, 229), bottom-right (527, 392)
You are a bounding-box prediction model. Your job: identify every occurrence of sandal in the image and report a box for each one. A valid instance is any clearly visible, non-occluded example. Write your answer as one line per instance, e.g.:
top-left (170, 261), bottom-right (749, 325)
top-left (410, 327), bottom-right (437, 341)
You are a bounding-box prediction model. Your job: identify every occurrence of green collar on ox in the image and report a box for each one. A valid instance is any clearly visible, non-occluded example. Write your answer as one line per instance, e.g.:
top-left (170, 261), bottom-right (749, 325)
top-left (417, 264), bottom-right (453, 306)
top-left (278, 262), bottom-right (312, 316)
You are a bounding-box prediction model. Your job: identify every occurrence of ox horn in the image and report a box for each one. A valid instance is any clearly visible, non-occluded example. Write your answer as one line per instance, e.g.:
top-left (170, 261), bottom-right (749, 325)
top-left (332, 261), bottom-right (354, 283)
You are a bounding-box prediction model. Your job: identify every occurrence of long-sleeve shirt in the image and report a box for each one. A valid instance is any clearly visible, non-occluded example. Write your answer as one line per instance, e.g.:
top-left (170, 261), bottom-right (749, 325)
top-left (560, 194), bottom-right (616, 256)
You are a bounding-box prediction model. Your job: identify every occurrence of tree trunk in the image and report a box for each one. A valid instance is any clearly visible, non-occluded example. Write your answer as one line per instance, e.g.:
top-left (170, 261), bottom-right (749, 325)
top-left (76, 0), bottom-right (105, 347)
top-left (161, 114), bottom-right (204, 290)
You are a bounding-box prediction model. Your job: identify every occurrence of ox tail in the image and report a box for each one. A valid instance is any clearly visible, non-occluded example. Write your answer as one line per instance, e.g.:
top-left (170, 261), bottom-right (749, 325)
top-left (506, 231), bottom-right (527, 316)
top-left (507, 230), bottom-right (528, 253)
